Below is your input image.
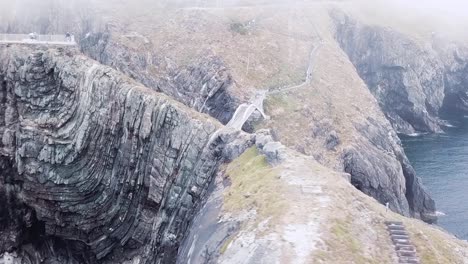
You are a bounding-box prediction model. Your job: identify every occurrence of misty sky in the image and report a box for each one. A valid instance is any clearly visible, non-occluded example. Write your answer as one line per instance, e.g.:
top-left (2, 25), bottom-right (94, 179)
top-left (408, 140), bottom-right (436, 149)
top-left (383, 0), bottom-right (468, 18)
top-left (1, 0), bottom-right (468, 33)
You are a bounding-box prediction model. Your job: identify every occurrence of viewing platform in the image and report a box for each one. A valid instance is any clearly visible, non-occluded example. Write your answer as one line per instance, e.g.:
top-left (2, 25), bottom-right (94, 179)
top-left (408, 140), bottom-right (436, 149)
top-left (0, 34), bottom-right (76, 46)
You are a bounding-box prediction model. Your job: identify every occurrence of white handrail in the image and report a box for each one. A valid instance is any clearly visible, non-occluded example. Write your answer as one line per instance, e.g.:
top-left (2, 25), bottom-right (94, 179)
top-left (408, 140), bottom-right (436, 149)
top-left (0, 34), bottom-right (76, 45)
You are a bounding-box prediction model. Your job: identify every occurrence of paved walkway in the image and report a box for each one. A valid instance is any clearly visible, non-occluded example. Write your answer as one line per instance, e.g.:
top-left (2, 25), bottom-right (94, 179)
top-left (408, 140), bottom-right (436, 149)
top-left (385, 221), bottom-right (420, 264)
top-left (0, 34), bottom-right (76, 46)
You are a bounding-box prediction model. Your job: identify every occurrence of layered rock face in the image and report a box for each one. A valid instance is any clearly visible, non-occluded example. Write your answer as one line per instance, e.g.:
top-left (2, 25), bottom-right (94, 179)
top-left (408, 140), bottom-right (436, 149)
top-left (334, 14), bottom-right (446, 134)
top-left (80, 31), bottom-right (239, 125)
top-left (0, 45), bottom-right (241, 263)
top-left (334, 13), bottom-right (468, 134)
top-left (433, 39), bottom-right (468, 114)
top-left (342, 118), bottom-right (435, 222)
top-left (330, 13), bottom-right (468, 221)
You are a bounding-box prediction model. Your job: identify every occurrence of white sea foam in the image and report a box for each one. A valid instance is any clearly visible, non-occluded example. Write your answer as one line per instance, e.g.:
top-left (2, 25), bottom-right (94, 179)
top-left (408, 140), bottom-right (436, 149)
top-left (440, 120), bottom-right (457, 128)
top-left (406, 132), bottom-right (425, 137)
top-left (435, 211), bottom-right (446, 216)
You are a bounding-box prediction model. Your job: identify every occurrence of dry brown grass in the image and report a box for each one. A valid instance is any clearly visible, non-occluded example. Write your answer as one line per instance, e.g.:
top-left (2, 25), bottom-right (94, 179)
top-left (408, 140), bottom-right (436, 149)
top-left (89, 0), bottom-right (327, 96)
top-left (356, 182), bottom-right (468, 264)
top-left (257, 30), bottom-right (390, 170)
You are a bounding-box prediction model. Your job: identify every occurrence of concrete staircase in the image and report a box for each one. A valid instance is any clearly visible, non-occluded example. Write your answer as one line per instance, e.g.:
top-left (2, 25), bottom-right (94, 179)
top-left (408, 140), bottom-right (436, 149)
top-left (385, 221), bottom-right (420, 264)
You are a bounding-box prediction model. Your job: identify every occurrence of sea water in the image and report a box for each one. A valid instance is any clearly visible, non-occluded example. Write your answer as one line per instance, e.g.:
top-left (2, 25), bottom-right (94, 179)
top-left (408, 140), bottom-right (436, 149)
top-left (401, 118), bottom-right (468, 240)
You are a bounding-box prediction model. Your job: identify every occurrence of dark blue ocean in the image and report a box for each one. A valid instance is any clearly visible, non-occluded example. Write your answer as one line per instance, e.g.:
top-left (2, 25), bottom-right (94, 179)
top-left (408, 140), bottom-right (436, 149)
top-left (401, 118), bottom-right (468, 240)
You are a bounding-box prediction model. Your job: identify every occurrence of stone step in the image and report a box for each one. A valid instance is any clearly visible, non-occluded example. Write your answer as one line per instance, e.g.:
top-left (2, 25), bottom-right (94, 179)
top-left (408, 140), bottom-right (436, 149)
top-left (388, 225), bottom-right (406, 231)
top-left (398, 256), bottom-right (420, 264)
top-left (396, 248), bottom-right (416, 252)
top-left (395, 245), bottom-right (416, 251)
top-left (392, 238), bottom-right (411, 245)
top-left (385, 220), bottom-right (420, 264)
top-left (397, 250), bottom-right (418, 257)
top-left (390, 229), bottom-right (408, 235)
top-left (394, 242), bottom-right (413, 248)
top-left (392, 234), bottom-right (410, 240)
top-left (399, 256), bottom-right (420, 260)
top-left (385, 221), bottom-right (403, 226)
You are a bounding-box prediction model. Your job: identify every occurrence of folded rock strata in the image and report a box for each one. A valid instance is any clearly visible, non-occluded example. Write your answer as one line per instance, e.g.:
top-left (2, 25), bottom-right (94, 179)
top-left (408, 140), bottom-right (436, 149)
top-left (0, 44), bottom-right (247, 263)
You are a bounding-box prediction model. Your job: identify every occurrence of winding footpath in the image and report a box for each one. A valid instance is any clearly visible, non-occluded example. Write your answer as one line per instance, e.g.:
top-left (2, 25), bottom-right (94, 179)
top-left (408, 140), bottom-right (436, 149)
top-left (179, 38), bottom-right (323, 264)
top-left (226, 41), bottom-right (322, 130)
top-left (268, 43), bottom-right (321, 95)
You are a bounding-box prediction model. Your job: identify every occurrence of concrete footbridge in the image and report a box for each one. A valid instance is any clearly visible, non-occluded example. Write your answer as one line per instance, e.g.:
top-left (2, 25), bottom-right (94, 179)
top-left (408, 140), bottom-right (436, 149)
top-left (226, 90), bottom-right (267, 130)
top-left (0, 34), bottom-right (76, 46)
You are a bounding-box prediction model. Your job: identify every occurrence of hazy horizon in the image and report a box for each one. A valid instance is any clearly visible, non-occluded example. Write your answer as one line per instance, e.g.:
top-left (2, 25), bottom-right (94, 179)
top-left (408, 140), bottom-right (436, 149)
top-left (1, 0), bottom-right (467, 39)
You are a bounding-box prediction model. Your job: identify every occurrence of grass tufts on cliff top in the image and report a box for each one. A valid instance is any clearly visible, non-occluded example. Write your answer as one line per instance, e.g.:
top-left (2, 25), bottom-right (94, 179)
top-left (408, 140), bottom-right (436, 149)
top-left (407, 223), bottom-right (467, 263)
top-left (314, 217), bottom-right (389, 264)
top-left (223, 147), bottom-right (286, 223)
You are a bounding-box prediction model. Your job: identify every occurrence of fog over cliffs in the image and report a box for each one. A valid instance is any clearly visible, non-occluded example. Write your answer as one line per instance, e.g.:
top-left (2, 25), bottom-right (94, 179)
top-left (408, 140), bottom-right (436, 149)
top-left (1, 0), bottom-right (468, 263)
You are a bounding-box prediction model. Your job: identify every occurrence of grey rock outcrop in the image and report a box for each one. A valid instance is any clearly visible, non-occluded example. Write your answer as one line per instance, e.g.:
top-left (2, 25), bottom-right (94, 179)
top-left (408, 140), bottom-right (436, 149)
top-left (433, 38), bottom-right (468, 114)
top-left (0, 44), bottom-right (244, 263)
top-left (221, 130), bottom-right (256, 161)
top-left (254, 129), bottom-right (286, 164)
top-left (325, 130), bottom-right (340, 150)
top-left (341, 116), bottom-right (435, 222)
top-left (254, 129), bottom-right (274, 149)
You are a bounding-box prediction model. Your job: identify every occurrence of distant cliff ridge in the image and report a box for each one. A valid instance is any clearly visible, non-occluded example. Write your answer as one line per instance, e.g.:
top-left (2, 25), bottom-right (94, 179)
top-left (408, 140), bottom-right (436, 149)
top-left (334, 11), bottom-right (468, 134)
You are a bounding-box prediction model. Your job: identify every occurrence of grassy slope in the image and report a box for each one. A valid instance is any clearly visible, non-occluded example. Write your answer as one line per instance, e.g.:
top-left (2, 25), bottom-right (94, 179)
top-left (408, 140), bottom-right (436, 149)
top-left (223, 147), bottom-right (287, 222)
top-left (222, 147), bottom-right (468, 263)
top-left (91, 0), bottom-right (321, 97)
top-left (258, 7), bottom-right (391, 170)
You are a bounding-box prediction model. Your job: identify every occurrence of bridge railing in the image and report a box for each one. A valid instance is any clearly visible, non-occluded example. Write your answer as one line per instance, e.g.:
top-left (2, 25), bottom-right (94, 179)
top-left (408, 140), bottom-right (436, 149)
top-left (0, 34), bottom-right (76, 44)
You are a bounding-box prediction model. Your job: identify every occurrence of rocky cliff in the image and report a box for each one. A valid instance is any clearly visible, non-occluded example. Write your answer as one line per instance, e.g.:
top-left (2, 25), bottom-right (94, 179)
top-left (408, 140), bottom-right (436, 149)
top-left (334, 11), bottom-right (468, 134)
top-left (80, 30), bottom-right (239, 125)
top-left (334, 12), bottom-right (445, 134)
top-left (0, 44), bottom-right (250, 263)
top-left (63, 8), bottom-right (436, 225)
top-left (433, 38), bottom-right (468, 115)
top-left (4, 1), bottom-right (468, 263)
top-left (260, 37), bottom-right (436, 224)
